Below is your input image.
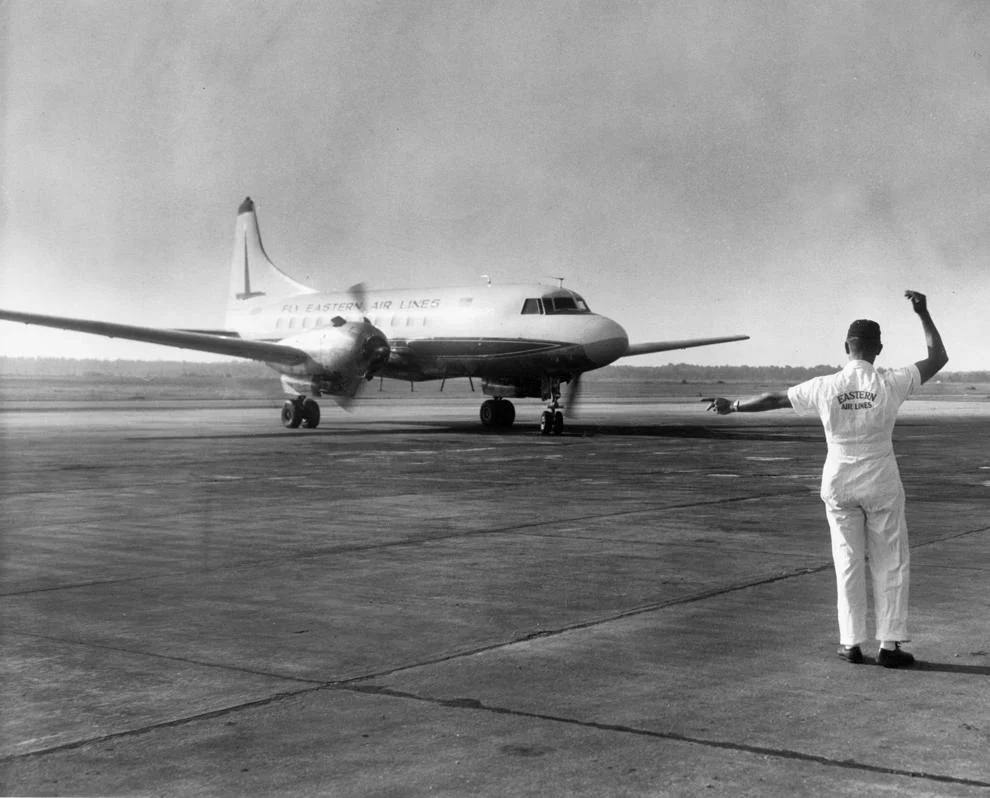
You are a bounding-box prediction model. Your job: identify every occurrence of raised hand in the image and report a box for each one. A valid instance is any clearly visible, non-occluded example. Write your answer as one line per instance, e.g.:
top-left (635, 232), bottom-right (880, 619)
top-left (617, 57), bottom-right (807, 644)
top-left (904, 290), bottom-right (927, 315)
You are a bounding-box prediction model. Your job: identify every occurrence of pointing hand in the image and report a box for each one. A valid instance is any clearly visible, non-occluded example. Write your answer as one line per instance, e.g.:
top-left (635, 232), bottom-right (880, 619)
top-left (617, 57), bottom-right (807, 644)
top-left (702, 397), bottom-right (733, 415)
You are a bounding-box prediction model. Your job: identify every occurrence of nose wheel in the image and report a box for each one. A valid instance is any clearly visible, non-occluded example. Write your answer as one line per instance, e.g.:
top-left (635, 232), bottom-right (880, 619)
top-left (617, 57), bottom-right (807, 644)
top-left (539, 407), bottom-right (564, 436)
top-left (539, 374), bottom-right (568, 436)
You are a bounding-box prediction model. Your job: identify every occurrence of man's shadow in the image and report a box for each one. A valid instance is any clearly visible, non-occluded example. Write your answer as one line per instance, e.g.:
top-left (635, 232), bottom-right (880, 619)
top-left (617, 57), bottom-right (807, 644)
top-left (862, 656), bottom-right (990, 674)
top-left (911, 660), bottom-right (990, 675)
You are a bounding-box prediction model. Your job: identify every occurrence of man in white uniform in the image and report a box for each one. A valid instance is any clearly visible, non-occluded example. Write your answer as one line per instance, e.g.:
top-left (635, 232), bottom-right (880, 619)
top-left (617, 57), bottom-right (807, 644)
top-left (704, 291), bottom-right (948, 667)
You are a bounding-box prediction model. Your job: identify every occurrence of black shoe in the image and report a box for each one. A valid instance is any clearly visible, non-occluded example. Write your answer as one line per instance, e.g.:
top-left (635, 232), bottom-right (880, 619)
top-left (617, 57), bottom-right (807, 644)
top-left (837, 645), bottom-right (864, 664)
top-left (877, 643), bottom-right (915, 669)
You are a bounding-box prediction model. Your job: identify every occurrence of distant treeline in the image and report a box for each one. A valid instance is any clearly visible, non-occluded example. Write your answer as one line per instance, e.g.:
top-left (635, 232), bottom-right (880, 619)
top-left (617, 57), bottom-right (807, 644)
top-left (3, 357), bottom-right (988, 384)
top-left (596, 364), bottom-right (985, 383)
top-left (0, 357), bottom-right (269, 379)
top-left (594, 363), bottom-right (845, 383)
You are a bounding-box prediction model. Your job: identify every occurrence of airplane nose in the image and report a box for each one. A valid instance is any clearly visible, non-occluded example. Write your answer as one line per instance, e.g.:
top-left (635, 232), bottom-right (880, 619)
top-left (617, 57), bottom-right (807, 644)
top-left (583, 318), bottom-right (629, 367)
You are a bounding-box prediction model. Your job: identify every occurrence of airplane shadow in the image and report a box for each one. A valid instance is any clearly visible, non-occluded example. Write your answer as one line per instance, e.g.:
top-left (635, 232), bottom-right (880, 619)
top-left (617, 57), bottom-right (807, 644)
top-left (388, 420), bottom-right (824, 443)
top-left (565, 423), bottom-right (823, 443)
top-left (142, 422), bottom-right (825, 444)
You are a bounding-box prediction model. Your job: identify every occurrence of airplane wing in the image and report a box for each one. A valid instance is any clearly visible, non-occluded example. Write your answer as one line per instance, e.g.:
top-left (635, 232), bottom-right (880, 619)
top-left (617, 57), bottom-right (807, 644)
top-left (0, 309), bottom-right (311, 366)
top-left (623, 335), bottom-right (749, 357)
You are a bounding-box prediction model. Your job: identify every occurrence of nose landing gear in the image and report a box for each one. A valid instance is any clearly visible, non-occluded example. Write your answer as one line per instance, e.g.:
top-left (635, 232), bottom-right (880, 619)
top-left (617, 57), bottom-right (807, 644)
top-left (539, 407), bottom-right (564, 436)
top-left (538, 375), bottom-right (567, 436)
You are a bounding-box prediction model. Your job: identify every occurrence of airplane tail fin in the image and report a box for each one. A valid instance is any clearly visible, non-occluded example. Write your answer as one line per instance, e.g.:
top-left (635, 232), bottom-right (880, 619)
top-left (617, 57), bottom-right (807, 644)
top-left (227, 198), bottom-right (317, 324)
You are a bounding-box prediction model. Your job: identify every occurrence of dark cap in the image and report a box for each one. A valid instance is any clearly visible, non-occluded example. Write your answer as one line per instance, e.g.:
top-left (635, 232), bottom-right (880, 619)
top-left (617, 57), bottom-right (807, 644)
top-left (846, 319), bottom-right (881, 341)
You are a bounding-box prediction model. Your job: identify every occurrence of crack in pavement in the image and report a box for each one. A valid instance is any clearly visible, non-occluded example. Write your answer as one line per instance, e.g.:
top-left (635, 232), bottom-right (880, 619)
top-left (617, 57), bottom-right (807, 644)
top-left (337, 683), bottom-right (990, 790)
top-left (0, 489), bottom-right (809, 598)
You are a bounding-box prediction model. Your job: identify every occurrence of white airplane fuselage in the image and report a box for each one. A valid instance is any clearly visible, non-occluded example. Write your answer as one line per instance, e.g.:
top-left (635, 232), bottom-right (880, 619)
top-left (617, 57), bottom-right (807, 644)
top-left (232, 282), bottom-right (629, 397)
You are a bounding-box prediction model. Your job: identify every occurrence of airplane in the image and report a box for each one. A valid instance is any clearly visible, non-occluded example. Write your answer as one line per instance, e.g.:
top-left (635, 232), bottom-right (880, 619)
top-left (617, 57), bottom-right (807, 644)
top-left (0, 197), bottom-right (749, 434)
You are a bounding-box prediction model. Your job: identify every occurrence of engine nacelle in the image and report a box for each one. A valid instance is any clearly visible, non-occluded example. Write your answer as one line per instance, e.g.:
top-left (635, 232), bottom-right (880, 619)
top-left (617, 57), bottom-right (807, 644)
top-left (482, 378), bottom-right (540, 399)
top-left (279, 317), bottom-right (390, 398)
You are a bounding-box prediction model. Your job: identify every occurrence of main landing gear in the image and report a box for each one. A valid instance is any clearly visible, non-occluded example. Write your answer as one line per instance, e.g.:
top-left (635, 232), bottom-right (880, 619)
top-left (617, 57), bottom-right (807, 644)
top-left (479, 398), bottom-right (515, 428)
top-left (281, 396), bottom-right (321, 429)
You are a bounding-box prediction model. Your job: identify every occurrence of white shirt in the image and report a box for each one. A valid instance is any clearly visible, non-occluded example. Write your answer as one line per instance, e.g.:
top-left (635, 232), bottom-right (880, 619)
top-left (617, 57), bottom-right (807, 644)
top-left (787, 360), bottom-right (921, 505)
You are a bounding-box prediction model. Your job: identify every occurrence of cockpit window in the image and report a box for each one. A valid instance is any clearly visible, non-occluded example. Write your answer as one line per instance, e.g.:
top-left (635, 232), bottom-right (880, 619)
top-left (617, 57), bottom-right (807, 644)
top-left (543, 293), bottom-right (590, 314)
top-left (521, 292), bottom-right (591, 315)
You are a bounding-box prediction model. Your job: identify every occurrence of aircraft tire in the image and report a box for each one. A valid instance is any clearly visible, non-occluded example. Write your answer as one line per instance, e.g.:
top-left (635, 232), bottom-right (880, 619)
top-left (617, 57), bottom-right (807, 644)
top-left (480, 399), bottom-right (497, 427)
top-left (539, 410), bottom-right (553, 435)
top-left (552, 410), bottom-right (564, 436)
top-left (281, 399), bottom-right (303, 429)
top-left (301, 398), bottom-right (321, 429)
top-left (481, 399), bottom-right (516, 428)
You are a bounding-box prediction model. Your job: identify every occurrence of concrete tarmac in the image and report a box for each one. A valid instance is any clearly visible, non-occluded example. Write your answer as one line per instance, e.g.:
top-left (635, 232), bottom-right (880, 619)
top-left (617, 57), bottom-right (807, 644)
top-left (0, 393), bottom-right (988, 796)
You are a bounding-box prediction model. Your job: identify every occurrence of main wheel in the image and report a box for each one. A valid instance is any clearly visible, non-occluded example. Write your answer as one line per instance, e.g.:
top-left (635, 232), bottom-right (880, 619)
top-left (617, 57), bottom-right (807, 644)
top-left (480, 399), bottom-right (515, 428)
top-left (494, 399), bottom-right (515, 427)
top-left (281, 399), bottom-right (303, 428)
top-left (480, 399), bottom-right (497, 427)
top-left (301, 398), bottom-right (321, 428)
top-left (552, 410), bottom-right (564, 435)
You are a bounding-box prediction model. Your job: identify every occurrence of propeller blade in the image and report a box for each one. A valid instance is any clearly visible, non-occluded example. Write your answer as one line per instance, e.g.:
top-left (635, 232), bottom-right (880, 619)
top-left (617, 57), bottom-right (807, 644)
top-left (568, 373), bottom-right (583, 417)
top-left (331, 388), bottom-right (359, 412)
top-left (348, 283), bottom-right (369, 320)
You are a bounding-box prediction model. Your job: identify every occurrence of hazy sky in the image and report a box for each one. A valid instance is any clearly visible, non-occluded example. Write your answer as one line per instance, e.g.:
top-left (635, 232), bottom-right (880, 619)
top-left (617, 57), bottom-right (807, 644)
top-left (2, 1), bottom-right (989, 369)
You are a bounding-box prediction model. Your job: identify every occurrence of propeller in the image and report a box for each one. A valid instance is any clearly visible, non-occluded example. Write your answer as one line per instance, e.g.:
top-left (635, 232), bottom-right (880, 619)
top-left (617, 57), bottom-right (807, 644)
top-left (347, 282), bottom-right (390, 377)
top-left (362, 333), bottom-right (391, 379)
top-left (331, 283), bottom-right (391, 410)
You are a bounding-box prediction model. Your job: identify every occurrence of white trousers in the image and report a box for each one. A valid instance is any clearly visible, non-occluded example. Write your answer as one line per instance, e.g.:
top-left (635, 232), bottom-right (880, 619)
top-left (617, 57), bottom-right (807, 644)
top-left (823, 489), bottom-right (910, 646)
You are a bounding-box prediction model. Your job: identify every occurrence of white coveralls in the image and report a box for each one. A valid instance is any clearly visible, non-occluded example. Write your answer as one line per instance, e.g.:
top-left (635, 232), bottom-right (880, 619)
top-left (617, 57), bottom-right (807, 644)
top-left (787, 360), bottom-right (921, 646)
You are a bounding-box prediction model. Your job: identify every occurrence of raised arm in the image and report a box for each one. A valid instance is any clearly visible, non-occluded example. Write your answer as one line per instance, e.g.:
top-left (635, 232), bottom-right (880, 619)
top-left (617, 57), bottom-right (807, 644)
top-left (703, 392), bottom-right (792, 415)
top-left (905, 290), bottom-right (948, 384)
